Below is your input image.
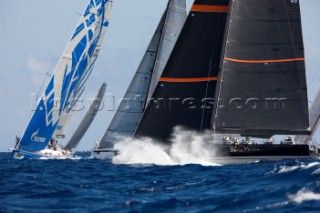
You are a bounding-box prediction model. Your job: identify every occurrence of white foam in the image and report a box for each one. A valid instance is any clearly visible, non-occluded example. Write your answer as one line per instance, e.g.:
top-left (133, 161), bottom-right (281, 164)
top-left (246, 188), bottom-right (320, 212)
top-left (38, 156), bottom-right (82, 160)
top-left (312, 168), bottom-right (320, 175)
top-left (278, 165), bottom-right (300, 173)
top-left (243, 201), bottom-right (289, 212)
top-left (278, 162), bottom-right (320, 173)
top-left (289, 188), bottom-right (320, 204)
top-left (112, 138), bottom-right (174, 166)
top-left (112, 127), bottom-right (220, 166)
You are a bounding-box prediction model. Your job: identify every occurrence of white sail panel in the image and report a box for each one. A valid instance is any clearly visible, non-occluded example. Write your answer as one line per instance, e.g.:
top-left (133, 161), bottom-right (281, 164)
top-left (54, 111), bottom-right (74, 138)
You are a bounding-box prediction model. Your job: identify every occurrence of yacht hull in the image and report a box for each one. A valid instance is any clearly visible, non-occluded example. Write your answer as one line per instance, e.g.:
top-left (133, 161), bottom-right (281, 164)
top-left (214, 144), bottom-right (310, 157)
top-left (208, 144), bottom-right (315, 164)
top-left (90, 144), bottom-right (316, 164)
top-left (91, 148), bottom-right (118, 159)
top-left (10, 148), bottom-right (73, 159)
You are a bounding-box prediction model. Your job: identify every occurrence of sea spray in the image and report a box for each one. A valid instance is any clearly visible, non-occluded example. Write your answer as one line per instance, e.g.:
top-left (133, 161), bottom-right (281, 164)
top-left (113, 126), bottom-right (220, 166)
top-left (112, 137), bottom-right (173, 165)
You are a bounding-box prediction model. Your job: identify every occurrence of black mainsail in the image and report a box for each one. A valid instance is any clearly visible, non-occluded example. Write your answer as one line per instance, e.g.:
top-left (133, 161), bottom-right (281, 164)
top-left (134, 0), bottom-right (229, 142)
top-left (98, 0), bottom-right (187, 148)
top-left (64, 83), bottom-right (106, 151)
top-left (212, 0), bottom-right (310, 137)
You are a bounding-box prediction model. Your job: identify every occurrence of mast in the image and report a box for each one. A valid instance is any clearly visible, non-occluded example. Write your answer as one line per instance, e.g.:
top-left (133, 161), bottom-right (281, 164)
top-left (17, 0), bottom-right (112, 152)
top-left (134, 0), bottom-right (229, 142)
top-left (64, 83), bottom-right (106, 151)
top-left (98, 0), bottom-right (187, 148)
top-left (212, 0), bottom-right (310, 137)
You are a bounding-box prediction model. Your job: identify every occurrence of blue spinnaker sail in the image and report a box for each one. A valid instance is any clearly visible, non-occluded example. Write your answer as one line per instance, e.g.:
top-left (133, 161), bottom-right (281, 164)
top-left (18, 0), bottom-right (112, 152)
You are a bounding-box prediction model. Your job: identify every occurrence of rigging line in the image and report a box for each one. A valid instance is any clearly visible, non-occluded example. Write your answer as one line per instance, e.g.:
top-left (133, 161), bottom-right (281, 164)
top-left (133, 7), bottom-right (170, 138)
top-left (314, 127), bottom-right (320, 141)
top-left (282, 0), bottom-right (303, 84)
top-left (32, 14), bottom-right (75, 121)
top-left (309, 61), bottom-right (320, 92)
top-left (214, 0), bottom-right (233, 132)
top-left (148, 4), bottom-right (170, 96)
top-left (201, 11), bottom-right (230, 131)
top-left (37, 2), bottom-right (87, 99)
top-left (269, 0), bottom-right (295, 97)
top-left (200, 12), bottom-right (224, 133)
top-left (307, 82), bottom-right (320, 106)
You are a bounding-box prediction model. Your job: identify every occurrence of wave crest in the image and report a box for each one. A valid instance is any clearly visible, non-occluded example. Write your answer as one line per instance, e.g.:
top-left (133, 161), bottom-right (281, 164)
top-left (289, 188), bottom-right (320, 204)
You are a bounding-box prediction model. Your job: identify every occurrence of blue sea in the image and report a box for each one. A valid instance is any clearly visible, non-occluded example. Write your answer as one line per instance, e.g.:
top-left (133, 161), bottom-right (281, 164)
top-left (1, 151), bottom-right (320, 213)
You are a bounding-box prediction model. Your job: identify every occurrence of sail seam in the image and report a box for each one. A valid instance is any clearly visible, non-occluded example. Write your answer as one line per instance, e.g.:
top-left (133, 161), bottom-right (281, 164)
top-left (224, 57), bottom-right (304, 63)
top-left (159, 77), bottom-right (217, 82)
top-left (165, 22), bottom-right (183, 28)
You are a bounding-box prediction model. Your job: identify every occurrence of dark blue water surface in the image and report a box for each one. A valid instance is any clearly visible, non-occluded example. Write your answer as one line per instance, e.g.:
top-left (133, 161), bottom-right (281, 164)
top-left (1, 152), bottom-right (320, 213)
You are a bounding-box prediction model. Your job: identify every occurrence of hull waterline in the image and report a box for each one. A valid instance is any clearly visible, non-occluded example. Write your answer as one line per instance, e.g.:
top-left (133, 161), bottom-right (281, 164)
top-left (207, 144), bottom-right (317, 164)
top-left (91, 144), bottom-right (319, 164)
top-left (10, 148), bottom-right (73, 159)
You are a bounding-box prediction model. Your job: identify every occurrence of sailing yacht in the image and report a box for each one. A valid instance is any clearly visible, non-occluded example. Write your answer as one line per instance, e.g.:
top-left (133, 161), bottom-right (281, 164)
top-left (93, 0), bottom-right (187, 158)
top-left (133, 0), bottom-right (318, 162)
top-left (11, 0), bottom-right (112, 159)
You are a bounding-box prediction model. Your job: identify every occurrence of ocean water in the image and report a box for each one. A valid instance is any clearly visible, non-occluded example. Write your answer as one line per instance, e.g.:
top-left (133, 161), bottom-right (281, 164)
top-left (1, 151), bottom-right (320, 213)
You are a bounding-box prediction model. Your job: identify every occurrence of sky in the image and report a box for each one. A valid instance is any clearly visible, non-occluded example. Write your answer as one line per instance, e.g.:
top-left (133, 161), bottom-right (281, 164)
top-left (0, 0), bottom-right (319, 151)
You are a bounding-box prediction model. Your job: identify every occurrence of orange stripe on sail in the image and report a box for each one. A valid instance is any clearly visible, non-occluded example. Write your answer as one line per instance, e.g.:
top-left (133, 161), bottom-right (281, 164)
top-left (160, 77), bottom-right (218, 83)
top-left (224, 57), bottom-right (305, 64)
top-left (191, 5), bottom-right (228, 13)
